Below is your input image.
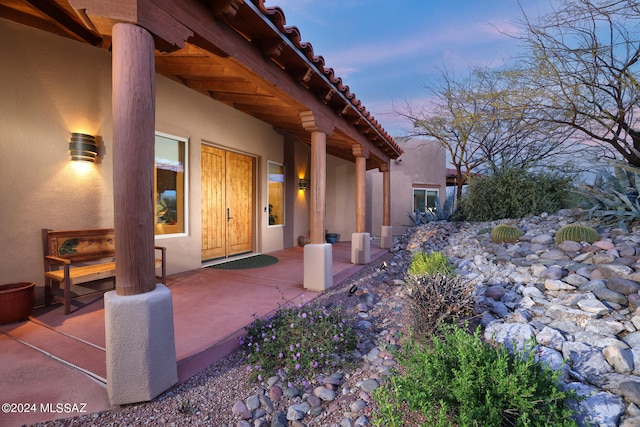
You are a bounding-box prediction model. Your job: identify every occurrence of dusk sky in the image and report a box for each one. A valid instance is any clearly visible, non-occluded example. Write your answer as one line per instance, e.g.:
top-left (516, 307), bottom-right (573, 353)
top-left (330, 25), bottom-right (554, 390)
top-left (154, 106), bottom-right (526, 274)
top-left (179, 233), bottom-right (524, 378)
top-left (265, 0), bottom-right (549, 137)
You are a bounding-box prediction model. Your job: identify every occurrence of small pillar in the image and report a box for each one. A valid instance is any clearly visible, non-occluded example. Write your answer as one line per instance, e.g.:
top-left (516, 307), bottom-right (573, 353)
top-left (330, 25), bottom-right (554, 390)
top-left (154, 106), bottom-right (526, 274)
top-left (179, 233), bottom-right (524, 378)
top-left (351, 232), bottom-right (371, 265)
top-left (105, 284), bottom-right (178, 405)
top-left (380, 225), bottom-right (393, 249)
top-left (304, 243), bottom-right (333, 291)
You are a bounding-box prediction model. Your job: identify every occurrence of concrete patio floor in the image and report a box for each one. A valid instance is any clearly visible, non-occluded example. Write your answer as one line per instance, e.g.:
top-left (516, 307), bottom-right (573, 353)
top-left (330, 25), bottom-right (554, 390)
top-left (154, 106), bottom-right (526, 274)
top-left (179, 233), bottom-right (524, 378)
top-left (0, 242), bottom-right (387, 427)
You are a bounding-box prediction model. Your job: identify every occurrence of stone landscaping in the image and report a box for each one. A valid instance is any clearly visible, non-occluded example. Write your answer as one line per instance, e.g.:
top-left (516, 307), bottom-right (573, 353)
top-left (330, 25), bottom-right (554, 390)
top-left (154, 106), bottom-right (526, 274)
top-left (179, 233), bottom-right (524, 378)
top-left (39, 208), bottom-right (640, 426)
top-left (435, 209), bottom-right (640, 427)
top-left (232, 208), bottom-right (640, 426)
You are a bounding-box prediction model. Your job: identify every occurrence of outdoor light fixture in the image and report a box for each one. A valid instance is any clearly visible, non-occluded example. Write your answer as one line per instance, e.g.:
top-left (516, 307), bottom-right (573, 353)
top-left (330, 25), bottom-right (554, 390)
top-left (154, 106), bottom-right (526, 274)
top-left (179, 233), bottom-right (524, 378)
top-left (69, 133), bottom-right (98, 162)
top-left (298, 178), bottom-right (309, 191)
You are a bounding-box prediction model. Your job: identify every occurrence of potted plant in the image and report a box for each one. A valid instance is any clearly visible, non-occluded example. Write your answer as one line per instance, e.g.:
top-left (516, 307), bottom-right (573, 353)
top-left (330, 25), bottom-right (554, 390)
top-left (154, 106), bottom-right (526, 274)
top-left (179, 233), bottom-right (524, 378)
top-left (0, 282), bottom-right (36, 324)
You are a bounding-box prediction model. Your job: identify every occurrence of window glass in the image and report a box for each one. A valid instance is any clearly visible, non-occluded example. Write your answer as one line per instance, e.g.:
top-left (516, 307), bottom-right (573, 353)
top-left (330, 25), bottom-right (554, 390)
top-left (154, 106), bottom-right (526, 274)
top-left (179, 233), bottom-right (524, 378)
top-left (413, 188), bottom-right (438, 213)
top-left (155, 133), bottom-right (186, 235)
top-left (268, 162), bottom-right (285, 226)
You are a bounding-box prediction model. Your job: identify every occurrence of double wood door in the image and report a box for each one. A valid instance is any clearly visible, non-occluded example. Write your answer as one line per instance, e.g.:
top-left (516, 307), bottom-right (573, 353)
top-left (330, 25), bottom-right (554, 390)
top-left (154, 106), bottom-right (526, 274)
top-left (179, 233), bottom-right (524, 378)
top-left (201, 145), bottom-right (254, 260)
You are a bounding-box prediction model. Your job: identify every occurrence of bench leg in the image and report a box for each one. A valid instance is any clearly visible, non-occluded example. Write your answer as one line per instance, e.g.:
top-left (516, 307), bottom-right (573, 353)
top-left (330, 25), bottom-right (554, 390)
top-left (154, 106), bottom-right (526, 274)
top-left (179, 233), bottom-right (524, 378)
top-left (64, 277), bottom-right (71, 315)
top-left (44, 278), bottom-right (51, 306)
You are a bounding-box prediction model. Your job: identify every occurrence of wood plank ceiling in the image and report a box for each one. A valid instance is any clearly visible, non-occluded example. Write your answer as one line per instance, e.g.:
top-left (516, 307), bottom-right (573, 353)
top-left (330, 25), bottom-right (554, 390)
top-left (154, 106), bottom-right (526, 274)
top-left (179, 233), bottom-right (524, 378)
top-left (0, 0), bottom-right (402, 168)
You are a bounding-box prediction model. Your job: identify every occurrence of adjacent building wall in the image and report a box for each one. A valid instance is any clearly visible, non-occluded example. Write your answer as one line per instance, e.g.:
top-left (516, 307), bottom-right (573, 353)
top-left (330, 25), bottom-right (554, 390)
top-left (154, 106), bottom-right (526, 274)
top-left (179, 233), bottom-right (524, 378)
top-left (367, 138), bottom-right (446, 236)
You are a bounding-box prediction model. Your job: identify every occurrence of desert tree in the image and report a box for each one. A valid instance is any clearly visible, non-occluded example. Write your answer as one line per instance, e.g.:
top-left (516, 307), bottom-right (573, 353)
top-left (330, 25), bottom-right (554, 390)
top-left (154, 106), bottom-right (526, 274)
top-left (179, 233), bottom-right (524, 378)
top-left (513, 0), bottom-right (640, 166)
top-left (398, 67), bottom-right (579, 201)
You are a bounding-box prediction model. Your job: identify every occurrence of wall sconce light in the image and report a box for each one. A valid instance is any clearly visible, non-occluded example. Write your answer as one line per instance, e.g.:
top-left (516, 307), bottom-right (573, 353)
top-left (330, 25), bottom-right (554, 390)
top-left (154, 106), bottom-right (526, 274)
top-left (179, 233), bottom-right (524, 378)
top-left (298, 178), bottom-right (309, 191)
top-left (69, 133), bottom-right (98, 162)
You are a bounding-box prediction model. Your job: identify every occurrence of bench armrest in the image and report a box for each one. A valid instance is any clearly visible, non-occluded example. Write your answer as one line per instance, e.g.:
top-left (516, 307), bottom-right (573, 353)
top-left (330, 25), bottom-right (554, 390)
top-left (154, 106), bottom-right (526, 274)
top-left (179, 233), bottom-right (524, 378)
top-left (45, 255), bottom-right (71, 266)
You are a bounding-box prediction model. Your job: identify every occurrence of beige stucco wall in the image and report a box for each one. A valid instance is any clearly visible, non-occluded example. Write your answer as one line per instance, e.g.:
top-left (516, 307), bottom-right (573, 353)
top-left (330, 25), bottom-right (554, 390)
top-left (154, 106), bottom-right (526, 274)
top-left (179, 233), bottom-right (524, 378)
top-left (326, 155), bottom-right (356, 242)
top-left (367, 138), bottom-right (446, 236)
top-left (0, 20), bottom-right (115, 295)
top-left (1, 19), bottom-right (340, 299)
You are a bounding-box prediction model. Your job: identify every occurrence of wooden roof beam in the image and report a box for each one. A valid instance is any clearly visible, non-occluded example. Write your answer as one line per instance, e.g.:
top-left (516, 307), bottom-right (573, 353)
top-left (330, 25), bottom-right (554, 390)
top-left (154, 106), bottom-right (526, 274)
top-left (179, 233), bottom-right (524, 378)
top-left (27, 0), bottom-right (101, 45)
top-left (211, 0), bottom-right (243, 19)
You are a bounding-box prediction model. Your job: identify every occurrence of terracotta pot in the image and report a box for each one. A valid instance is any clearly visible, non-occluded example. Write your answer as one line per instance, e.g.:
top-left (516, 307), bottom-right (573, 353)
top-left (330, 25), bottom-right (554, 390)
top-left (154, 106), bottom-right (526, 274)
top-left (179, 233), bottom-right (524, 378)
top-left (0, 282), bottom-right (35, 325)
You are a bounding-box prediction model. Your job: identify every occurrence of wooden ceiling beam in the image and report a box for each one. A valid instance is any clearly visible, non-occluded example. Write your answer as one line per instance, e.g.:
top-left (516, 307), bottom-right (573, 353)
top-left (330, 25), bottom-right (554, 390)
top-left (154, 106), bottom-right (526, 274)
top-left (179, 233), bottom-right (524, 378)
top-left (212, 92), bottom-right (285, 107)
top-left (186, 78), bottom-right (265, 95)
top-left (23, 0), bottom-right (101, 44)
top-left (210, 0), bottom-right (243, 19)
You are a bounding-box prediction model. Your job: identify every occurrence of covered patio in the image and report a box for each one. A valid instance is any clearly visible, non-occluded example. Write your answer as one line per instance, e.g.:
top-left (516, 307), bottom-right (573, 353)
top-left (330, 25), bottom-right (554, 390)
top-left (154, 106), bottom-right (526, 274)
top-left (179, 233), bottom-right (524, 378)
top-left (0, 242), bottom-right (388, 427)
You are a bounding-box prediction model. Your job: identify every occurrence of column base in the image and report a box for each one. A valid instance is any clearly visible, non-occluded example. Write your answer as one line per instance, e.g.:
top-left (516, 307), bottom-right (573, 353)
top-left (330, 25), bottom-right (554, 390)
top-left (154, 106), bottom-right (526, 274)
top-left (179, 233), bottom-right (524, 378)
top-left (351, 232), bottom-right (371, 265)
top-left (380, 226), bottom-right (393, 249)
top-left (304, 243), bottom-right (333, 292)
top-left (105, 284), bottom-right (178, 405)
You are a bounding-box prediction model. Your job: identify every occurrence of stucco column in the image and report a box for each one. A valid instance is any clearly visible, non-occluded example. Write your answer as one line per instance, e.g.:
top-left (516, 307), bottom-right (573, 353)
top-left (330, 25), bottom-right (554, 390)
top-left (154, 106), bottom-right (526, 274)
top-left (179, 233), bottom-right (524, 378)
top-left (107, 22), bottom-right (177, 406)
top-left (351, 145), bottom-right (370, 264)
top-left (300, 111), bottom-right (334, 291)
top-left (380, 163), bottom-right (393, 249)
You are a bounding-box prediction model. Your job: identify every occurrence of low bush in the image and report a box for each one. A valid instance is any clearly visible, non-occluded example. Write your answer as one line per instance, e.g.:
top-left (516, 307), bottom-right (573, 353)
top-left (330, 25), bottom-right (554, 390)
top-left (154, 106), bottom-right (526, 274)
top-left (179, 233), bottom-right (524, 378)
top-left (241, 301), bottom-right (356, 386)
top-left (405, 273), bottom-right (475, 340)
top-left (372, 324), bottom-right (578, 427)
top-left (407, 251), bottom-right (455, 277)
top-left (460, 168), bottom-right (577, 221)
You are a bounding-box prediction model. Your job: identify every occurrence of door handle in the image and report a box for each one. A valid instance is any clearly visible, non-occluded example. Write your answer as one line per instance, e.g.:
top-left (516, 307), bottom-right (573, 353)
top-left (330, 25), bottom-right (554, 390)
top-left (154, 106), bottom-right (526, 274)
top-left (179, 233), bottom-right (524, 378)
top-left (227, 208), bottom-right (233, 221)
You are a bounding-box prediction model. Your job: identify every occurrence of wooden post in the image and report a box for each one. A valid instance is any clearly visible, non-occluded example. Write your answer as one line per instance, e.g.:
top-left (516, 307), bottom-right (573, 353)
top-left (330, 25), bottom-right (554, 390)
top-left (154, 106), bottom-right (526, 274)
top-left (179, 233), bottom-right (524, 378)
top-left (309, 131), bottom-right (326, 244)
top-left (353, 145), bottom-right (367, 233)
top-left (112, 23), bottom-right (156, 296)
top-left (300, 111), bottom-right (334, 245)
top-left (380, 163), bottom-right (391, 227)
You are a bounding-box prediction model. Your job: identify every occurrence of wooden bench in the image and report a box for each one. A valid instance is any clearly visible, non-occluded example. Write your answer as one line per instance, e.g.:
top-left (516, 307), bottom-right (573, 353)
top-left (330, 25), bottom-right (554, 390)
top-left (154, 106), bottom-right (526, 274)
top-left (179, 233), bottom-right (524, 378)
top-left (42, 228), bottom-right (166, 314)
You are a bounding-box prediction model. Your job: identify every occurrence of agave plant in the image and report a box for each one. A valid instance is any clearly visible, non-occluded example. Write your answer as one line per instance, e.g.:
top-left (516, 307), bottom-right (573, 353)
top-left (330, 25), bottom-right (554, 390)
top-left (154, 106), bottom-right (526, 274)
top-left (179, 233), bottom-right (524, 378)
top-left (406, 192), bottom-right (456, 226)
top-left (580, 160), bottom-right (640, 228)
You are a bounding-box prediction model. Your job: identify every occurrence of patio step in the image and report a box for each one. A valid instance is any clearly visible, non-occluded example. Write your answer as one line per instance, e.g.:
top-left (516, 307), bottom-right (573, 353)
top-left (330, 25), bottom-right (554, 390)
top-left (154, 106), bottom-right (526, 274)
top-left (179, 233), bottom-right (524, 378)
top-left (0, 319), bottom-right (106, 383)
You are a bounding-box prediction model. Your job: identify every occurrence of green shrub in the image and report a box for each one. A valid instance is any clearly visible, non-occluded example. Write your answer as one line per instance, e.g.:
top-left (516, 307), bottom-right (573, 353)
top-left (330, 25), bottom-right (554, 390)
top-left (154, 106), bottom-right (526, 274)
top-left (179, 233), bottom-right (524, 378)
top-left (555, 224), bottom-right (600, 244)
top-left (407, 251), bottom-right (455, 277)
top-left (241, 302), bottom-right (356, 386)
top-left (372, 325), bottom-right (578, 427)
top-left (490, 223), bottom-right (523, 243)
top-left (579, 160), bottom-right (640, 228)
top-left (460, 168), bottom-right (577, 221)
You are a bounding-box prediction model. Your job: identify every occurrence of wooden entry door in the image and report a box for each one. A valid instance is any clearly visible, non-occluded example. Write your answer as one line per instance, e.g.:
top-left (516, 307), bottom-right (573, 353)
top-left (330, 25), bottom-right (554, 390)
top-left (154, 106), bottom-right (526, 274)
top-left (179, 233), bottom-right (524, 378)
top-left (201, 145), bottom-right (254, 260)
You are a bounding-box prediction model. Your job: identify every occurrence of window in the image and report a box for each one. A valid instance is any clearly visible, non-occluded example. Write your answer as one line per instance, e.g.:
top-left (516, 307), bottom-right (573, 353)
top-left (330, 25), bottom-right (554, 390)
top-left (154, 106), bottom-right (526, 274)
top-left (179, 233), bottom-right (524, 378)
top-left (413, 188), bottom-right (439, 214)
top-left (268, 161), bottom-right (284, 226)
top-left (155, 132), bottom-right (187, 236)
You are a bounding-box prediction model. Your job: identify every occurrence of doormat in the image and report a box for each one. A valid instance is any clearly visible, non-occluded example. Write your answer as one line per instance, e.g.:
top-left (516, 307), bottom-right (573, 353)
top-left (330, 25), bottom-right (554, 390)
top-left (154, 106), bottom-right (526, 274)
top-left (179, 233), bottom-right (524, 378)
top-left (207, 254), bottom-right (279, 270)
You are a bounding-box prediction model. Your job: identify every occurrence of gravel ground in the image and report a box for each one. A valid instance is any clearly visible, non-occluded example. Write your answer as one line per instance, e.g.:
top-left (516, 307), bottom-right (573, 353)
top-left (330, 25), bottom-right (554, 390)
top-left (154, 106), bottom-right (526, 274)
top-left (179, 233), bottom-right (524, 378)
top-left (31, 250), bottom-right (410, 427)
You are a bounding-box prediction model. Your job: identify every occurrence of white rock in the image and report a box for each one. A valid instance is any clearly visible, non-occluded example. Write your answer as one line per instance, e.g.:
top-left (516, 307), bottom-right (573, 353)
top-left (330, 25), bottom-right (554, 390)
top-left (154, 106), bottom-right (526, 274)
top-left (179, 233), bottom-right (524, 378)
top-left (545, 279), bottom-right (576, 291)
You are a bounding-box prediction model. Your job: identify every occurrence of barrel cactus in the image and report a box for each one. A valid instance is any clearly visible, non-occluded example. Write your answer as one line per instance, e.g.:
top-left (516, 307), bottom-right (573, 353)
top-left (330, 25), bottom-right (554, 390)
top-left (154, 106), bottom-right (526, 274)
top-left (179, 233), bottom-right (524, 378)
top-left (555, 224), bottom-right (600, 244)
top-left (490, 224), bottom-right (523, 243)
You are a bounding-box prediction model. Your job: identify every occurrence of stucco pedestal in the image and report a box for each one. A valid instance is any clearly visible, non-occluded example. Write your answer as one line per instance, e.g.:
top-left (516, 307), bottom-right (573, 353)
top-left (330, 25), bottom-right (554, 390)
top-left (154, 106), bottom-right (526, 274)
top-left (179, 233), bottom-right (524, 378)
top-left (304, 243), bottom-right (333, 292)
top-left (104, 284), bottom-right (178, 406)
top-left (351, 232), bottom-right (371, 265)
top-left (380, 226), bottom-right (393, 249)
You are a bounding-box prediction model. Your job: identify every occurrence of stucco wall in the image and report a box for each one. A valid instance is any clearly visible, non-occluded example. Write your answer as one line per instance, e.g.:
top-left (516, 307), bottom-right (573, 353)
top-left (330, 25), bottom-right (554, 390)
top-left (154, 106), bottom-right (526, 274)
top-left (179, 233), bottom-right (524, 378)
top-left (367, 138), bottom-right (446, 235)
top-left (326, 156), bottom-right (356, 242)
top-left (0, 20), bottom-right (115, 294)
